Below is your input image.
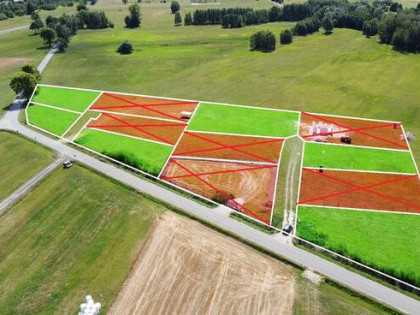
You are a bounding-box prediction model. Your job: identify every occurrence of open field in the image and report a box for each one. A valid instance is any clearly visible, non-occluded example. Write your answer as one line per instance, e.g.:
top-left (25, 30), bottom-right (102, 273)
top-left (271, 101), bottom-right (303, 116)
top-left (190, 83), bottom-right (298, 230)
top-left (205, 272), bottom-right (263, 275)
top-left (32, 86), bottom-right (100, 112)
top-left (0, 164), bottom-right (165, 313)
top-left (303, 143), bottom-right (416, 173)
top-left (75, 128), bottom-right (172, 175)
top-left (188, 103), bottom-right (300, 137)
top-left (0, 131), bottom-right (54, 202)
top-left (27, 104), bottom-right (80, 136)
top-left (297, 206), bottom-right (420, 286)
top-left (109, 211), bottom-right (295, 314)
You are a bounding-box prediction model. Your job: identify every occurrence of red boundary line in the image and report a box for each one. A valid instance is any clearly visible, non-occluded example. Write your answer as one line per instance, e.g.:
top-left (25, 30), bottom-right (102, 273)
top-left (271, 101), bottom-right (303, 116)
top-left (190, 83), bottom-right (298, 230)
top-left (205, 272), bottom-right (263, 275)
top-left (89, 123), bottom-right (186, 128)
top-left (161, 163), bottom-right (277, 180)
top-left (302, 122), bottom-right (400, 139)
top-left (182, 131), bottom-right (281, 164)
top-left (175, 136), bottom-right (283, 158)
top-left (91, 101), bottom-right (197, 109)
top-left (99, 112), bottom-right (175, 145)
top-left (95, 93), bottom-right (187, 122)
top-left (298, 168), bottom-right (420, 211)
top-left (168, 158), bottom-right (270, 224)
top-left (302, 112), bottom-right (408, 149)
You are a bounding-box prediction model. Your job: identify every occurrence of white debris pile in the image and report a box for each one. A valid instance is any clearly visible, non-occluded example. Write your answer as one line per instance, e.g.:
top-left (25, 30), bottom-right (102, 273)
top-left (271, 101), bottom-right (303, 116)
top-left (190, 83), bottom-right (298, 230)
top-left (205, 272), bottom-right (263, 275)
top-left (79, 295), bottom-right (101, 315)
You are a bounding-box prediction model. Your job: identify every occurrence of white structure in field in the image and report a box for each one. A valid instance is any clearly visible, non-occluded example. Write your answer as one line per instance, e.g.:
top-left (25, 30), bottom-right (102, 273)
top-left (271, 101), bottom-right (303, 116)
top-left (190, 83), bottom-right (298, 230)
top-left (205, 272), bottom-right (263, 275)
top-left (79, 295), bottom-right (101, 315)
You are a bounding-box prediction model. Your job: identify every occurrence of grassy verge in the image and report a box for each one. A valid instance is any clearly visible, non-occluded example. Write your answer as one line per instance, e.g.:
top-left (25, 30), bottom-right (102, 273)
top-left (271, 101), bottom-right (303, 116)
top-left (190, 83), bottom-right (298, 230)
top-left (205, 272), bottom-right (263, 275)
top-left (297, 206), bottom-right (420, 288)
top-left (31, 85), bottom-right (100, 112)
top-left (0, 131), bottom-right (55, 202)
top-left (229, 212), bottom-right (276, 234)
top-left (188, 102), bottom-right (300, 137)
top-left (303, 142), bottom-right (416, 173)
top-left (0, 164), bottom-right (166, 313)
top-left (27, 104), bottom-right (80, 136)
top-left (74, 128), bottom-right (173, 175)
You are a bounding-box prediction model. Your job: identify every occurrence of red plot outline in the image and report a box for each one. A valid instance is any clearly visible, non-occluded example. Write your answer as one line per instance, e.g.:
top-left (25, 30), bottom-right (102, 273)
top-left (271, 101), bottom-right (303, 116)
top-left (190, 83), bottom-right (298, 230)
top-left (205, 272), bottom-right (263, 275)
top-left (302, 112), bottom-right (408, 150)
top-left (174, 132), bottom-right (283, 164)
top-left (91, 112), bottom-right (179, 145)
top-left (298, 168), bottom-right (420, 211)
top-left (90, 93), bottom-right (198, 122)
top-left (167, 158), bottom-right (270, 224)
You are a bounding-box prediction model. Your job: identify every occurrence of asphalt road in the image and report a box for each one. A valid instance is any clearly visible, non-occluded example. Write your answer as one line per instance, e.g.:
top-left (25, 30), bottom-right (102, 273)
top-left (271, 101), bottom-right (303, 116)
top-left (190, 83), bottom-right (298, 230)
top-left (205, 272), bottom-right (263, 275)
top-left (0, 47), bottom-right (419, 314)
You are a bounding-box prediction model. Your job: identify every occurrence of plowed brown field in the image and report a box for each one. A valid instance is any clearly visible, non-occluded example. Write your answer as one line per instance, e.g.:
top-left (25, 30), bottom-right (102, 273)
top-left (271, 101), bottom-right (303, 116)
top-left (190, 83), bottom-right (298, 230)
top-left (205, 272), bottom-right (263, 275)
top-left (109, 212), bottom-right (295, 315)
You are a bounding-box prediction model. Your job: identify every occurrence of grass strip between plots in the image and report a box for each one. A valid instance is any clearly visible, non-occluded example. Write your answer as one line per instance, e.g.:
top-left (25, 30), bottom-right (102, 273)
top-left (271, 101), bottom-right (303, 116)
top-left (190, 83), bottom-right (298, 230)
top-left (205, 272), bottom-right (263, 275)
top-left (297, 206), bottom-right (420, 287)
top-left (27, 104), bottom-right (80, 136)
top-left (75, 128), bottom-right (172, 175)
top-left (303, 142), bottom-right (416, 173)
top-left (31, 86), bottom-right (100, 112)
top-left (188, 103), bottom-right (300, 138)
top-left (0, 165), bottom-right (165, 313)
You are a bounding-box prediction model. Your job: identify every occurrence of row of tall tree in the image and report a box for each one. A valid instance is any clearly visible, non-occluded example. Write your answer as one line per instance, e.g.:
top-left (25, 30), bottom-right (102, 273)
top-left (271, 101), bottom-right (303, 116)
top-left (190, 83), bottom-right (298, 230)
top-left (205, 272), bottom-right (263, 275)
top-left (0, 0), bottom-right (90, 21)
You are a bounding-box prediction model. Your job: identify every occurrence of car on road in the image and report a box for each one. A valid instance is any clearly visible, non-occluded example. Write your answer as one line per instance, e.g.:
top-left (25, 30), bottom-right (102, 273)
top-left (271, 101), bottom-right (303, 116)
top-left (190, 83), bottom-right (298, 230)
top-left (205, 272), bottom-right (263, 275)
top-left (63, 160), bottom-right (73, 169)
top-left (282, 223), bottom-right (293, 235)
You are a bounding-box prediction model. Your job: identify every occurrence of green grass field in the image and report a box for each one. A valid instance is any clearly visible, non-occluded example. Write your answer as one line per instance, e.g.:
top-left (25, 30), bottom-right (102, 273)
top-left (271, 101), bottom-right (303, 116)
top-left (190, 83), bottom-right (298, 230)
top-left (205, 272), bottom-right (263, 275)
top-left (303, 142), bottom-right (416, 173)
top-left (297, 206), bottom-right (420, 286)
top-left (75, 128), bottom-right (172, 175)
top-left (31, 86), bottom-right (100, 112)
top-left (27, 104), bottom-right (80, 136)
top-left (188, 103), bottom-right (299, 137)
top-left (0, 132), bottom-right (54, 202)
top-left (0, 164), bottom-right (165, 313)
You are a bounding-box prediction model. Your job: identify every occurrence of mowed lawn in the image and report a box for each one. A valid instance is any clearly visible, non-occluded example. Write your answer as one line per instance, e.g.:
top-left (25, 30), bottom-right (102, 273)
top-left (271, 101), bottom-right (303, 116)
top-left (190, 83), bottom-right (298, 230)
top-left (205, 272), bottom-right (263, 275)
top-left (75, 128), bottom-right (172, 175)
top-left (188, 103), bottom-right (299, 137)
top-left (0, 165), bottom-right (165, 314)
top-left (27, 104), bottom-right (80, 136)
top-left (31, 85), bottom-right (100, 112)
top-left (0, 132), bottom-right (54, 201)
top-left (303, 142), bottom-right (416, 173)
top-left (297, 206), bottom-right (420, 286)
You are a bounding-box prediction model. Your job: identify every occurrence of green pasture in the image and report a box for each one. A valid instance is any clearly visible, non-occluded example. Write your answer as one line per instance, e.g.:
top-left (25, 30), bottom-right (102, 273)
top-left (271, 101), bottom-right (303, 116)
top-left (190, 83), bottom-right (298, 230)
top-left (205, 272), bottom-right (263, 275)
top-left (0, 132), bottom-right (54, 202)
top-left (31, 85), bottom-right (100, 112)
top-left (303, 142), bottom-right (416, 173)
top-left (297, 206), bottom-right (420, 287)
top-left (0, 165), bottom-right (165, 313)
top-left (188, 103), bottom-right (299, 137)
top-left (75, 128), bottom-right (172, 175)
top-left (27, 104), bottom-right (80, 136)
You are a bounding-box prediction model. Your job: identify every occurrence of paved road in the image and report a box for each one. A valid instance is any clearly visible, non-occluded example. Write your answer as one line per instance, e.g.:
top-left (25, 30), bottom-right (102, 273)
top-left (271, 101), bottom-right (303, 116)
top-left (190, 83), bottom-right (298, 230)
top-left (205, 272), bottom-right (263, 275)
top-left (0, 25), bottom-right (29, 36)
top-left (0, 155), bottom-right (65, 215)
top-left (1, 44), bottom-right (419, 315)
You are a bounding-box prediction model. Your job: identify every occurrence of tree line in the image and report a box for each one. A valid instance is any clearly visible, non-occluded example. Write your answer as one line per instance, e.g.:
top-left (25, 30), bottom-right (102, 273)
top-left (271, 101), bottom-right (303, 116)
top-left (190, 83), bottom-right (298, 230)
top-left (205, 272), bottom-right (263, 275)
top-left (278, 0), bottom-right (420, 53)
top-left (0, 0), bottom-right (95, 21)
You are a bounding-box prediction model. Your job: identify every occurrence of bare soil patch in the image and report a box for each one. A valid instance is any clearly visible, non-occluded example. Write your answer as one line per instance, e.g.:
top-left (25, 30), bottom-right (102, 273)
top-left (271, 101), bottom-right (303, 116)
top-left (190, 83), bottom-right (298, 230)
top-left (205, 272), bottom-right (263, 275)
top-left (0, 58), bottom-right (32, 70)
top-left (299, 169), bottom-right (420, 213)
top-left (161, 158), bottom-right (277, 223)
top-left (109, 212), bottom-right (295, 315)
top-left (300, 113), bottom-right (407, 150)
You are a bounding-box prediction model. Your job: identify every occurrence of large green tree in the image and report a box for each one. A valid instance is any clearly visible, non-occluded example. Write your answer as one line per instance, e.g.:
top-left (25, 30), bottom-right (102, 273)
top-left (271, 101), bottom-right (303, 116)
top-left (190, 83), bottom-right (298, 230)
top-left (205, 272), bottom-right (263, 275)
top-left (10, 72), bottom-right (38, 97)
top-left (39, 27), bottom-right (57, 48)
top-left (322, 16), bottom-right (333, 34)
top-left (170, 1), bottom-right (180, 14)
top-left (125, 4), bottom-right (141, 28)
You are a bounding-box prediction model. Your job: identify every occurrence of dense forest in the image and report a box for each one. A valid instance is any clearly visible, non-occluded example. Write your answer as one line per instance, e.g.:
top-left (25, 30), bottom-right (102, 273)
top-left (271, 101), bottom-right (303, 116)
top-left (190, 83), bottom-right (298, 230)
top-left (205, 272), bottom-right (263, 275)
top-left (186, 1), bottom-right (420, 53)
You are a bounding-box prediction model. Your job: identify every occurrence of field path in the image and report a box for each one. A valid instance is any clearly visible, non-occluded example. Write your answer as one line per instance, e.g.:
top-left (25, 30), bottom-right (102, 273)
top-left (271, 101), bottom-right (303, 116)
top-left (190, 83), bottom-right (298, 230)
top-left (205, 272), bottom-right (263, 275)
top-left (0, 25), bottom-right (28, 36)
top-left (0, 155), bottom-right (64, 215)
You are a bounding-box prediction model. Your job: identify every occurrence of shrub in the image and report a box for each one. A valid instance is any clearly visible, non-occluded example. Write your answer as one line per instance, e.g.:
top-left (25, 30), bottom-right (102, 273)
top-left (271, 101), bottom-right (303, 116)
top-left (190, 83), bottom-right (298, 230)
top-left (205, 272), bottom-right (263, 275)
top-left (0, 13), bottom-right (8, 21)
top-left (280, 29), bottom-right (293, 44)
top-left (117, 40), bottom-right (133, 54)
top-left (250, 30), bottom-right (276, 52)
top-left (211, 192), bottom-right (235, 205)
